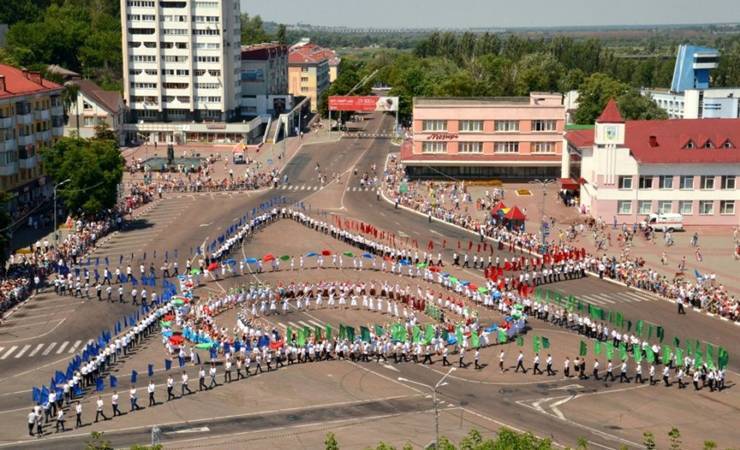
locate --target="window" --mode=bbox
[638,176,653,189]
[458,142,483,153]
[422,120,447,132]
[678,200,693,215]
[195,83,220,89]
[300,77,309,82]
[494,120,518,132]
[422,141,446,153]
[127,1,155,6]
[195,56,219,63]
[130,55,156,63]
[459,120,483,132]
[618,176,633,190]
[700,176,714,190]
[638,201,652,215]
[684,140,695,149]
[163,55,188,63]
[162,29,188,35]
[128,28,155,35]
[163,82,188,89]
[192,29,220,35]
[657,200,672,214]
[531,120,556,132]
[723,140,734,149]
[531,142,555,153]
[83,117,97,127]
[704,140,714,149]
[721,176,735,190]
[699,200,714,215]
[131,82,157,89]
[679,175,693,190]
[494,142,519,153]
[617,200,632,215]
[658,176,673,189]
[720,200,735,215]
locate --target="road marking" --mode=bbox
[166,426,210,435]
[382,364,399,372]
[298,320,310,327]
[288,321,299,328]
[430,230,443,235]
[42,343,57,356]
[550,384,584,391]
[1,346,18,360]
[28,343,45,357]
[590,293,615,304]
[580,295,605,306]
[549,395,574,420]
[68,340,83,353]
[308,320,323,327]
[13,344,32,359]
[55,341,69,354]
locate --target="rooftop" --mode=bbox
[241,43,288,60]
[566,118,740,164]
[289,43,333,65]
[0,64,62,99]
[596,98,624,123]
[414,92,562,107]
[70,79,122,114]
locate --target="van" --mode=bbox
[232,150,246,164]
[643,213,684,232]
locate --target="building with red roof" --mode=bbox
[565,99,740,226]
[0,64,64,203]
[288,41,336,112]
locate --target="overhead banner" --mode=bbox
[329,96,399,112]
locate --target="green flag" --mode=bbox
[343,251,354,257]
[360,326,371,343]
[685,339,693,357]
[325,324,332,340]
[297,328,306,346]
[675,347,683,365]
[579,340,587,357]
[304,326,311,341]
[286,326,293,343]
[425,324,435,345]
[656,326,664,343]
[619,343,628,361]
[718,347,729,370]
[346,326,355,342]
[412,325,421,344]
[471,331,480,348]
[673,336,680,347]
[375,325,384,337]
[542,337,550,349]
[645,346,655,364]
[339,324,346,341]
[661,345,672,365]
[647,324,654,339]
[635,320,644,336]
[695,350,703,368]
[633,344,643,363]
[606,342,614,360]
[517,336,524,347]
[498,329,508,344]
[706,343,716,368]
[315,325,322,341]
[615,312,624,328]
[594,341,602,355]
[533,336,541,354]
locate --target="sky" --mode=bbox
[240,0,740,29]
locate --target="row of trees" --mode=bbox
[241,13,287,46]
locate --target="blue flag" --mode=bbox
[110,375,118,388]
[130,370,138,384]
[74,384,83,396]
[165,359,172,371]
[148,364,154,377]
[32,387,40,403]
[96,378,104,392]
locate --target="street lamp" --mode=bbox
[529,179,555,251]
[398,367,456,449]
[53,178,71,243]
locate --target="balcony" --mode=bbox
[34,110,51,121]
[0,117,12,128]
[0,139,16,152]
[0,161,19,176]
[36,130,52,142]
[51,105,64,116]
[17,113,33,125]
[18,134,34,146]
[19,155,37,169]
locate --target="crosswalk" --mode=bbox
[0,339,83,361]
[273,185,376,193]
[271,318,328,330]
[575,290,657,306]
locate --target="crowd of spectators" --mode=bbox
[383,157,738,322]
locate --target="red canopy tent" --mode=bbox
[504,206,526,221]
[560,178,580,191]
[490,201,507,214]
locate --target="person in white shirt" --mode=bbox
[95,396,107,422]
[148,380,156,406]
[75,402,83,428]
[27,410,36,436]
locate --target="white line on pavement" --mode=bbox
[55,341,68,354]
[42,342,57,356]
[1,346,18,360]
[28,343,45,357]
[68,340,83,353]
[13,344,32,358]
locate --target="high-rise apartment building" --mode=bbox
[120,0,242,130]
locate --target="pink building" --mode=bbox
[402,93,567,179]
[566,100,740,226]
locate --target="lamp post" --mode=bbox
[53,178,71,243]
[398,367,455,449]
[529,179,555,252]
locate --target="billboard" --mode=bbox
[329,96,399,112]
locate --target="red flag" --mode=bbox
[468,241,473,251]
[477,244,481,253]
[427,240,434,251]
[457,240,461,249]
[443,240,447,248]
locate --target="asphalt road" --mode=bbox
[2,111,738,449]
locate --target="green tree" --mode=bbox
[85,431,113,450]
[642,431,656,450]
[574,73,628,124]
[513,52,564,96]
[702,440,717,450]
[41,137,124,216]
[325,432,339,450]
[93,123,117,142]
[276,24,288,45]
[615,90,667,121]
[62,82,81,136]
[241,13,271,45]
[667,427,681,450]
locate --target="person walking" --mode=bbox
[95,396,108,422]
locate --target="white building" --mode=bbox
[120,0,243,143]
[642,87,740,119]
[566,99,740,226]
[240,43,291,117]
[64,79,125,146]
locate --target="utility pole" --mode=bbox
[529,179,555,252]
[398,367,455,449]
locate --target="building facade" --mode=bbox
[0,65,64,207]
[120,0,242,133]
[670,45,719,93]
[288,43,331,113]
[240,43,291,117]
[566,100,740,226]
[64,80,125,146]
[402,93,567,179]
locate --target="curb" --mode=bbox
[379,156,738,325]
